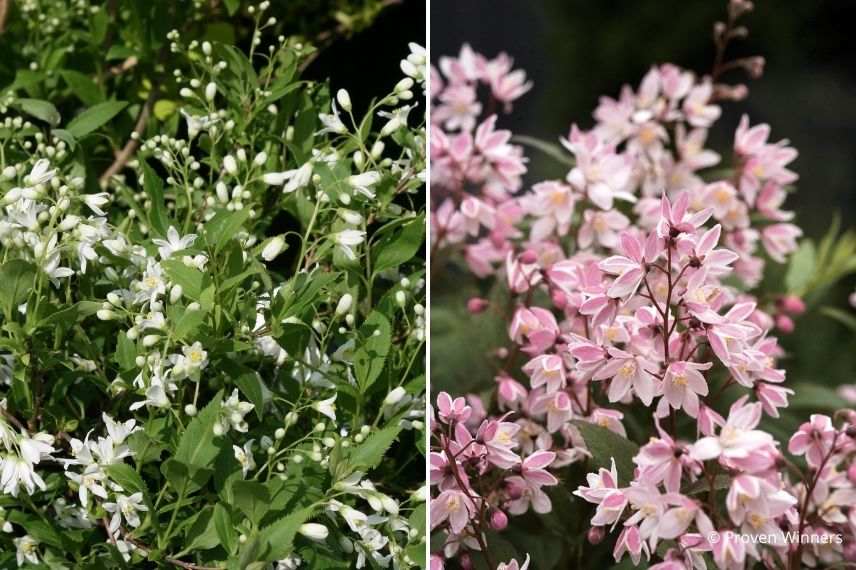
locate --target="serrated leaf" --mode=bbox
[66,100,128,138]
[260,507,315,561]
[232,480,271,525]
[349,423,402,471]
[185,506,219,551]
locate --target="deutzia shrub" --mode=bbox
[429,2,856,569]
[0,2,426,568]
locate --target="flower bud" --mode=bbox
[97,309,116,321]
[205,82,217,102]
[336,89,352,112]
[298,523,328,541]
[261,235,286,261]
[775,314,794,334]
[169,284,183,304]
[780,295,806,315]
[383,387,407,407]
[490,509,508,531]
[395,290,406,307]
[223,155,238,175]
[142,334,161,347]
[184,404,197,416]
[587,526,605,545]
[336,293,353,316]
[466,297,489,314]
[275,427,286,440]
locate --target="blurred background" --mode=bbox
[430,3,856,567]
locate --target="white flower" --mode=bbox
[298,523,329,541]
[102,414,139,445]
[14,535,39,567]
[0,455,46,496]
[172,341,209,380]
[378,106,413,137]
[104,492,148,532]
[346,171,381,199]
[66,465,108,506]
[129,382,170,411]
[82,192,110,216]
[218,389,254,434]
[261,236,286,261]
[152,226,196,259]
[318,101,348,135]
[313,394,337,422]
[334,230,366,261]
[233,440,256,478]
[136,260,167,304]
[263,162,313,194]
[25,159,56,186]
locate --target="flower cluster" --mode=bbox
[0,2,426,568]
[429,3,854,569]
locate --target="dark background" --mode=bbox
[306,0,426,116]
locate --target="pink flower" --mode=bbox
[431,489,476,534]
[761,223,802,263]
[578,209,630,249]
[531,391,573,433]
[634,426,695,493]
[592,348,657,406]
[496,554,531,570]
[522,354,566,393]
[656,192,712,241]
[691,398,775,469]
[711,530,747,570]
[496,375,528,410]
[661,361,712,418]
[598,231,662,299]
[788,414,837,468]
[436,392,472,424]
[755,382,793,418]
[505,452,558,515]
[479,420,522,469]
[613,525,650,566]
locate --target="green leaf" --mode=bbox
[232,480,271,525]
[260,507,315,561]
[788,382,843,412]
[154,99,177,121]
[354,311,391,393]
[184,506,220,551]
[785,240,816,294]
[513,134,576,167]
[162,259,205,300]
[0,259,36,317]
[372,213,425,276]
[223,0,241,15]
[821,306,856,331]
[214,503,238,554]
[175,391,224,468]
[573,420,639,485]
[59,70,103,106]
[204,208,250,254]
[17,98,61,126]
[36,300,99,329]
[233,368,265,419]
[161,458,214,494]
[349,422,402,471]
[104,463,148,496]
[140,159,170,237]
[66,100,128,138]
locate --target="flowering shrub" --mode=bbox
[0,1,426,568]
[429,2,856,569]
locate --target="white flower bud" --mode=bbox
[142,334,161,347]
[126,327,139,340]
[384,387,407,407]
[275,427,285,440]
[170,284,183,304]
[205,82,217,102]
[299,523,329,541]
[184,404,197,416]
[335,293,353,316]
[261,236,286,261]
[254,151,267,166]
[336,89,352,112]
[223,155,238,175]
[97,309,116,321]
[395,290,406,307]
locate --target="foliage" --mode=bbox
[0,1,426,568]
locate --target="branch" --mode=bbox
[98,90,156,188]
[0,0,9,35]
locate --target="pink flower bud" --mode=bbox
[466,297,489,314]
[844,541,856,562]
[429,556,445,570]
[551,289,567,310]
[780,295,806,315]
[519,249,538,265]
[587,526,605,545]
[459,553,473,570]
[775,314,794,334]
[490,509,509,531]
